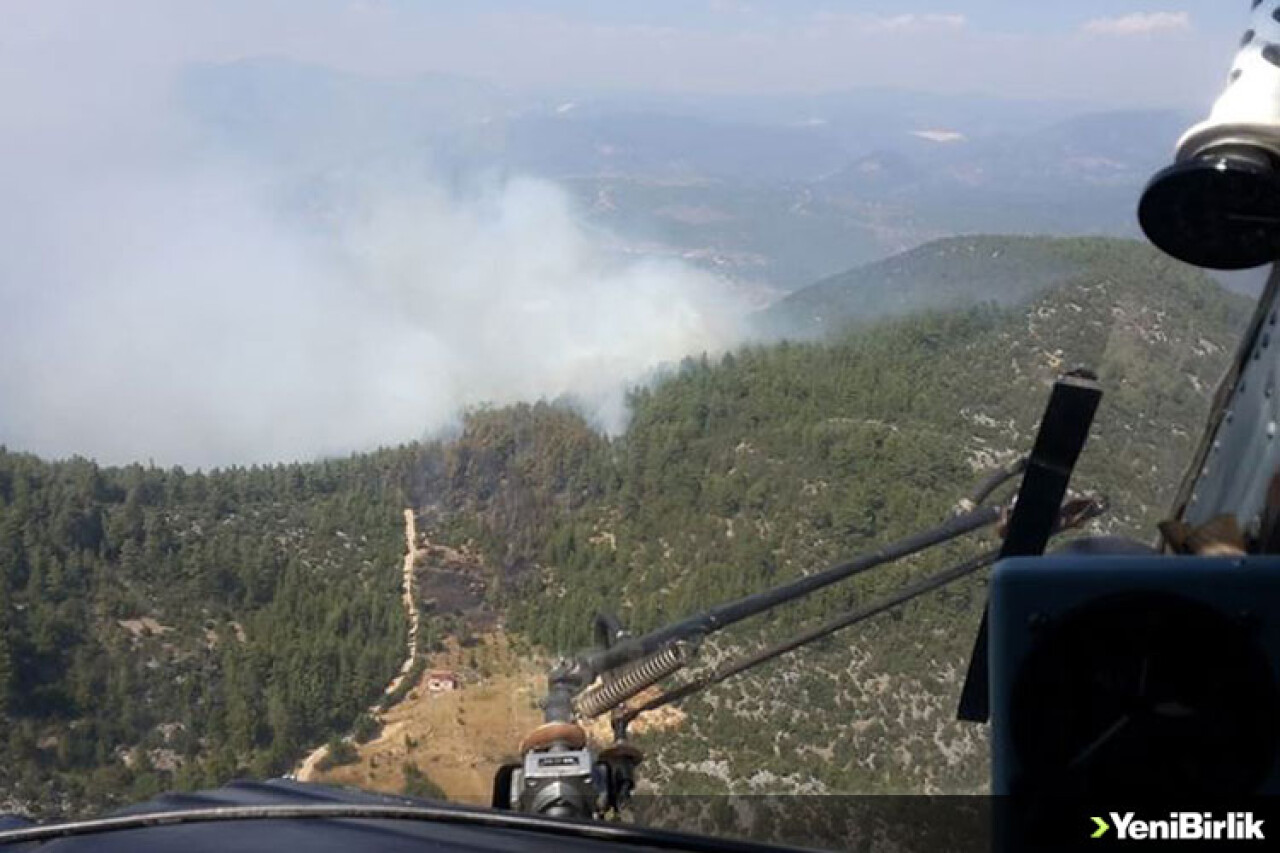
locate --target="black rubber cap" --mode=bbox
[1139,151,1280,270]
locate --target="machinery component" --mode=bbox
[990,556,1280,799]
[496,732,646,820]
[1160,514,1248,555]
[580,501,1004,682]
[1141,6,1280,545]
[953,455,1026,515]
[1171,266,1280,537]
[594,612,628,649]
[618,494,1105,731]
[516,437,1098,819]
[519,722,588,754]
[618,549,1000,732]
[597,744,644,814]
[957,372,1103,722]
[541,657,596,726]
[502,721,603,818]
[511,747,604,818]
[573,642,694,719]
[529,461,1011,731]
[1139,2,1280,269]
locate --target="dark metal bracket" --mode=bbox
[956,371,1103,723]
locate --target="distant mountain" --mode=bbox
[555,87,1095,156]
[177,59,1182,194]
[820,148,923,191]
[756,235,1087,338]
[504,112,849,183]
[178,58,510,172]
[818,109,1190,190]
[173,60,1192,292]
[809,109,1192,244]
[547,109,1193,288]
[754,233,1258,343]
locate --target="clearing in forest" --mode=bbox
[307,632,546,804]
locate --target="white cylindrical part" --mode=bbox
[1178,0,1280,160]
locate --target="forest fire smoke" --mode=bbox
[0,82,746,468]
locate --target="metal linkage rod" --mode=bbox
[617,549,999,728]
[617,494,1104,728]
[956,455,1027,514]
[584,503,1004,677]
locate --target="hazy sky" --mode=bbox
[0,2,1258,467]
[1,0,762,468]
[2,1,1249,107]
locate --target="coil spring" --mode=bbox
[573,642,693,719]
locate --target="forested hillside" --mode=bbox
[0,453,422,814]
[759,235,1133,339]
[0,236,1253,814]
[404,237,1252,793]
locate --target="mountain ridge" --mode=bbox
[0,235,1253,815]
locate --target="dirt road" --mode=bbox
[295,517,684,798]
[384,509,422,697]
[295,508,421,781]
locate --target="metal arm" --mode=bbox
[507,462,1023,819]
[578,501,1005,686]
[614,494,1105,733]
[508,396,1097,818]
[526,501,1009,737]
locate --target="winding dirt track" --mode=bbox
[384,510,422,697]
[294,509,420,781]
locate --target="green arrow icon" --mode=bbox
[1091,817,1110,839]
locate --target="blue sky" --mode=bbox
[0,1,1256,112]
[318,0,1244,107]
[0,0,1259,464]
[417,0,1234,36]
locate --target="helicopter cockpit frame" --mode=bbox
[7,2,1280,852]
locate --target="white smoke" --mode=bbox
[0,57,746,468]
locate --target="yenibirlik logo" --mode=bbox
[1091,813,1265,841]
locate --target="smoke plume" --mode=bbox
[0,44,746,468]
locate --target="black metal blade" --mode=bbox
[957,372,1103,722]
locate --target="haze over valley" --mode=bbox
[0,5,1253,467]
[0,0,1264,830]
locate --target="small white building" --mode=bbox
[426,670,460,692]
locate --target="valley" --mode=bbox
[0,236,1253,816]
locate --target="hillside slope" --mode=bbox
[756,235,1137,339]
[0,236,1253,815]
[0,454,418,815]
[444,237,1251,794]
